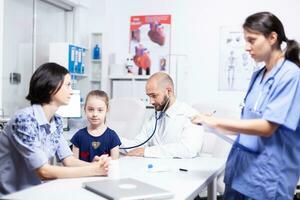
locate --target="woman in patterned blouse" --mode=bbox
[0,62,110,195]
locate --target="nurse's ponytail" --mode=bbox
[284,38,300,67]
[243,12,300,68]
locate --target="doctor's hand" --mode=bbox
[126,147,145,157]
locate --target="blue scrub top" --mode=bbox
[224,59,300,199]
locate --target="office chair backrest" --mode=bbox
[192,101,239,157]
[107,98,147,139]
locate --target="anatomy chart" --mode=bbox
[129,15,171,75]
[219,26,262,91]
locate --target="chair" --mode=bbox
[192,101,239,157]
[106,97,147,139]
[192,100,240,196]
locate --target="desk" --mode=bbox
[3,156,226,200]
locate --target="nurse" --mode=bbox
[192,12,300,199]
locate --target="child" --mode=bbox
[71,90,121,162]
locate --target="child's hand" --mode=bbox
[95,155,111,176]
[92,156,101,162]
[92,154,108,162]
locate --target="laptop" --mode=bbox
[83,178,174,200]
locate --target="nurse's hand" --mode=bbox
[191,114,217,128]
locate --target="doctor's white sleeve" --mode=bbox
[144,121,204,158]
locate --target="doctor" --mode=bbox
[192,12,300,199]
[121,72,203,158]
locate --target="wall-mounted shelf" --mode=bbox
[109,74,149,80]
[71,73,88,77]
[109,74,150,106]
[91,59,102,63]
[90,79,101,82]
[90,33,103,90]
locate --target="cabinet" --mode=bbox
[89,33,102,90]
[49,43,87,76]
[49,42,88,105]
[109,75,151,107]
[49,35,103,102]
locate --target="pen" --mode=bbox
[209,110,216,116]
[197,110,216,126]
[179,168,188,172]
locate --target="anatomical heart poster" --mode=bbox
[129,15,171,75]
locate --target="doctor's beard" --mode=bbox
[153,95,169,111]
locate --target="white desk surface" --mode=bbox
[3,156,226,200]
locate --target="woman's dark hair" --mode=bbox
[243,12,300,67]
[26,62,69,105]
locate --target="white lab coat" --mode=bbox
[121,100,204,158]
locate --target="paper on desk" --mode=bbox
[203,124,235,144]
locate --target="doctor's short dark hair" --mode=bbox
[26,62,69,105]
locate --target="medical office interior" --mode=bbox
[0,0,300,199]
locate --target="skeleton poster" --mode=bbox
[219,26,261,91]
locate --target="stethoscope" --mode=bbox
[241,59,286,115]
[120,98,170,150]
[236,59,286,152]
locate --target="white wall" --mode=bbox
[72,0,106,99]
[0,0,3,108]
[85,0,107,93]
[1,0,299,114]
[102,0,300,111]
[2,0,35,116]
[0,0,103,113]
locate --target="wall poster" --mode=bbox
[129,15,171,75]
[219,26,262,91]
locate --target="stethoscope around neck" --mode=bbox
[241,59,286,113]
[120,98,170,150]
[236,59,286,151]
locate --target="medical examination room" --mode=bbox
[0,0,300,199]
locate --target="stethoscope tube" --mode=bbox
[120,98,170,150]
[242,59,286,112]
[237,59,286,149]
[119,111,163,150]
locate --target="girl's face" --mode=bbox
[85,96,108,127]
[244,29,274,63]
[51,74,72,106]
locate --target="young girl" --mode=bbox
[71,90,121,162]
[0,63,109,195]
